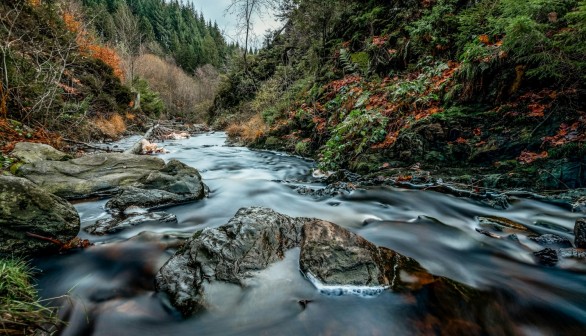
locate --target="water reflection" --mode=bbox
[34,133,586,335]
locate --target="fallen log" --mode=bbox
[125,124,158,155]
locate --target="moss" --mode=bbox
[9,162,24,175]
[350,52,369,73]
[295,141,309,156]
[0,258,60,335]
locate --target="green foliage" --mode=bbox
[407,0,459,57]
[134,77,164,117]
[82,0,229,71]
[295,141,310,156]
[320,109,388,170]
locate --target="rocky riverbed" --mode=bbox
[2,132,586,335]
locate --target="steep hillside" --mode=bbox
[0,0,228,161]
[210,0,586,191]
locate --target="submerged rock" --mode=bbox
[575,218,586,248]
[528,234,573,249]
[11,142,71,163]
[155,207,312,315]
[84,211,177,235]
[0,176,79,256]
[534,248,559,266]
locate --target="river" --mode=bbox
[33,132,586,335]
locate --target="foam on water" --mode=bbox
[303,271,389,297]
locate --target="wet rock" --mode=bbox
[84,212,177,235]
[528,234,573,248]
[18,152,165,198]
[105,187,192,212]
[478,216,532,233]
[105,160,206,212]
[575,218,586,248]
[127,231,191,250]
[137,159,205,197]
[558,248,586,259]
[294,182,357,198]
[533,248,559,266]
[300,220,435,291]
[155,207,314,315]
[0,176,79,256]
[324,169,362,184]
[11,142,71,163]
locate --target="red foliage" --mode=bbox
[372,36,389,47]
[517,150,548,164]
[543,117,586,146]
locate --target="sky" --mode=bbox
[186,0,281,47]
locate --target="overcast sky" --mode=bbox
[186,0,281,47]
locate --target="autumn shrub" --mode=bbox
[93,114,126,139]
[225,115,268,144]
[135,54,219,121]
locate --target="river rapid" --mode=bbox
[33,132,586,335]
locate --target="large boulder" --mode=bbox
[299,220,432,292]
[11,142,70,163]
[0,176,79,256]
[17,152,165,199]
[155,207,313,315]
[105,160,206,212]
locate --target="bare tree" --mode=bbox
[227,0,280,69]
[114,4,144,87]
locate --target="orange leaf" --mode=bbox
[478,34,490,44]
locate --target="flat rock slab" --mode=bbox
[18,152,166,199]
[0,176,80,256]
[84,211,177,235]
[11,142,71,163]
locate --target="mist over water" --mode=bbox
[34,133,586,335]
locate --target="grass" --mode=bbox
[0,258,60,336]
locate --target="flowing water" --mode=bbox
[33,133,586,335]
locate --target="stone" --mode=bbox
[105,159,206,212]
[84,211,177,235]
[528,234,573,248]
[138,159,205,197]
[0,176,79,256]
[575,218,586,248]
[11,142,70,163]
[558,248,586,259]
[155,207,313,315]
[299,220,434,292]
[105,187,190,212]
[156,207,448,316]
[533,248,559,266]
[17,152,166,199]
